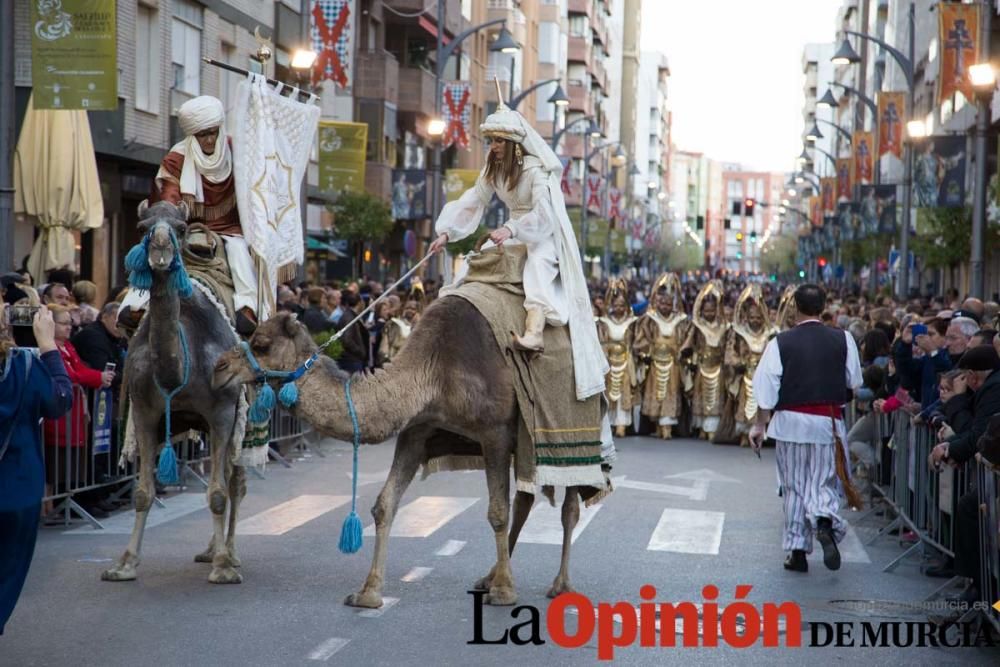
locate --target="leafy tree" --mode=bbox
[312,330,343,360]
[329,191,395,275]
[911,207,971,270]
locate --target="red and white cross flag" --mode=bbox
[311,0,354,89]
[441,82,471,150]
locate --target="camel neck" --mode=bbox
[147,277,185,389]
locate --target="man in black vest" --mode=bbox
[750,284,863,573]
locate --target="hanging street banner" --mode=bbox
[318,120,367,194]
[938,2,979,105]
[442,82,472,150]
[443,168,479,203]
[809,195,822,227]
[607,187,624,224]
[311,0,355,89]
[586,175,603,213]
[560,157,572,196]
[836,158,853,200]
[859,185,898,235]
[877,92,905,158]
[852,131,875,185]
[31,0,117,110]
[914,135,967,208]
[837,202,857,242]
[820,177,836,214]
[391,169,429,220]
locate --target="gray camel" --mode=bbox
[102,201,247,584]
[213,301,587,608]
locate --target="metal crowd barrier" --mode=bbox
[41,386,315,527]
[978,458,1000,636]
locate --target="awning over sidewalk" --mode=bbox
[14,94,104,281]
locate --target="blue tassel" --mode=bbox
[338,511,363,554]
[168,261,193,298]
[124,240,152,291]
[156,444,179,485]
[278,381,299,409]
[249,384,275,423]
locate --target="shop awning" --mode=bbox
[307,236,349,258]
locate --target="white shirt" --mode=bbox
[752,321,863,444]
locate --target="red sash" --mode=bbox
[782,404,844,419]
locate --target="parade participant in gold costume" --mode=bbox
[633,273,689,439]
[776,285,798,332]
[378,299,421,365]
[725,284,776,446]
[597,279,638,438]
[680,280,728,440]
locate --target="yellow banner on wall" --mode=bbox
[852,131,874,186]
[877,92,905,158]
[939,2,979,105]
[444,169,479,203]
[318,121,368,194]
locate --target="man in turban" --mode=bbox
[120,96,260,335]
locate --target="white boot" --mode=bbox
[512,306,546,352]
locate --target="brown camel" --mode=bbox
[102,201,246,585]
[213,299,586,607]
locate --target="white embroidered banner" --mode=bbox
[231,74,320,292]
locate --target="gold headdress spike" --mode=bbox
[605,278,628,307]
[494,76,508,111]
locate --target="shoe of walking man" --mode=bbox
[749,284,864,572]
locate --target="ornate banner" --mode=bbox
[441,82,472,150]
[560,157,572,196]
[607,187,623,224]
[836,158,853,200]
[821,177,836,214]
[939,2,979,105]
[914,135,967,208]
[877,92,905,158]
[391,169,429,220]
[444,168,479,203]
[852,131,875,185]
[31,0,117,110]
[586,175,602,212]
[318,120,367,194]
[860,185,897,235]
[311,0,355,89]
[810,195,822,227]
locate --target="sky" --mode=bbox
[641,0,845,172]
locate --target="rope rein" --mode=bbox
[153,323,191,484]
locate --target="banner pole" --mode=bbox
[201,58,322,102]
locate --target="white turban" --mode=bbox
[178,96,226,136]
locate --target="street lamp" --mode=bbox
[969,61,996,298]
[831,38,861,66]
[817,89,839,109]
[509,77,564,110]
[547,84,570,106]
[816,118,852,143]
[290,48,318,70]
[492,27,520,53]
[906,119,927,139]
[589,119,603,139]
[806,123,823,142]
[427,118,446,136]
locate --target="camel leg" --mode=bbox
[224,465,247,568]
[473,490,533,591]
[102,416,158,582]
[547,488,580,598]
[344,426,427,609]
[206,418,241,584]
[482,439,517,606]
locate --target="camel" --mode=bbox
[102,201,247,585]
[213,299,589,607]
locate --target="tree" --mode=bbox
[329,191,395,276]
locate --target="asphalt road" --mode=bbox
[3,434,999,666]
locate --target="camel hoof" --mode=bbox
[194,550,214,563]
[101,564,137,582]
[546,578,575,599]
[208,567,243,584]
[229,553,242,568]
[344,591,383,608]
[486,586,517,606]
[472,574,492,591]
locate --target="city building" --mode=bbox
[719,167,786,274]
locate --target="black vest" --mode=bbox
[774,322,850,409]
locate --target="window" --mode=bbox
[172,0,203,95]
[569,14,589,38]
[538,22,559,64]
[135,5,160,112]
[536,81,558,123]
[219,43,240,115]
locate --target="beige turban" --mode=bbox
[178,96,226,136]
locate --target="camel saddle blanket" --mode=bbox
[182,224,237,324]
[426,244,608,503]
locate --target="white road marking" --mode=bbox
[664,468,741,484]
[435,539,466,556]
[401,566,433,582]
[612,475,708,501]
[363,496,479,538]
[517,502,603,545]
[806,523,871,565]
[357,597,399,618]
[238,495,351,536]
[647,509,726,555]
[346,469,390,487]
[64,493,207,534]
[307,637,350,661]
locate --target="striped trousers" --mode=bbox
[775,440,847,552]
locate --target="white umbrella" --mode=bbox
[13,93,104,282]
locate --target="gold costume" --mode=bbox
[634,273,689,439]
[776,284,798,332]
[724,285,776,443]
[597,280,637,434]
[680,280,728,438]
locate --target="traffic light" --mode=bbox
[818,256,828,267]
[798,269,806,278]
[744,198,756,216]
[736,251,743,260]
[750,231,757,244]
[735,232,744,241]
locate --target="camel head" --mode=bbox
[213,312,317,390]
[136,200,189,272]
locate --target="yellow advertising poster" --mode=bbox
[444,169,479,203]
[318,121,368,194]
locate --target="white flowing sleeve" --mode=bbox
[752,338,782,411]
[434,171,494,243]
[502,168,555,246]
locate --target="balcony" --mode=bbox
[385,0,466,40]
[365,161,393,203]
[398,66,436,116]
[568,35,591,64]
[591,59,608,92]
[592,12,608,48]
[567,81,592,114]
[354,51,399,103]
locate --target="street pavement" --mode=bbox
[3,434,999,666]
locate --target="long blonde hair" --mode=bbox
[484,139,523,192]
